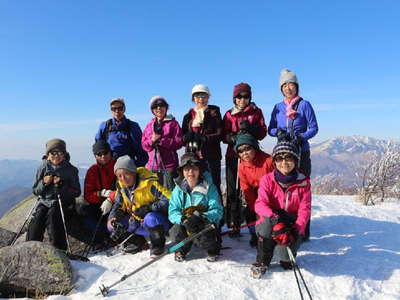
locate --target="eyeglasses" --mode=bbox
[193,93,208,99]
[236,94,250,100]
[237,145,253,154]
[111,106,124,112]
[50,150,64,156]
[274,155,295,162]
[96,151,110,156]
[151,103,167,110]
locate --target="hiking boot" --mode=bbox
[150,246,165,257]
[280,260,293,270]
[249,233,258,248]
[174,252,186,262]
[206,253,219,262]
[122,234,149,254]
[250,262,268,279]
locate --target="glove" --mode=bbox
[271,222,295,246]
[277,129,290,142]
[134,204,152,219]
[100,198,113,215]
[239,120,251,132]
[226,133,238,145]
[183,132,194,144]
[100,189,113,198]
[276,209,297,226]
[183,214,207,233]
[295,134,303,145]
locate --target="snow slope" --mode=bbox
[45,195,400,300]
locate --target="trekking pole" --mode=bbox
[81,214,104,258]
[10,199,39,246]
[221,221,256,236]
[57,192,90,262]
[97,224,216,297]
[287,246,313,300]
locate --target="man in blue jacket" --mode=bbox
[95,98,148,167]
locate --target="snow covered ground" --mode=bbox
[45,195,400,300]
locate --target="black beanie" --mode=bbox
[92,140,111,155]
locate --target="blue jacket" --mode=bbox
[95,116,148,167]
[168,172,223,225]
[268,98,318,152]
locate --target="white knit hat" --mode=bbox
[149,96,168,110]
[279,69,298,89]
[191,84,211,96]
[110,97,125,106]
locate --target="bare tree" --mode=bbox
[356,142,400,205]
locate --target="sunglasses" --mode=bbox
[274,155,295,162]
[151,103,167,110]
[237,145,253,154]
[111,106,124,112]
[50,150,64,156]
[96,151,110,156]
[236,94,250,100]
[193,93,208,99]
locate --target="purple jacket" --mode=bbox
[268,98,318,152]
[142,115,183,171]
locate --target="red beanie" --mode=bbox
[233,82,252,101]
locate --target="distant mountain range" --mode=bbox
[0,186,32,218]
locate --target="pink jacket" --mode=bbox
[223,103,267,158]
[142,115,183,171]
[255,171,311,235]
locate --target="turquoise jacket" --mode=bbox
[168,172,223,225]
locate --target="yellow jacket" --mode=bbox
[109,167,171,221]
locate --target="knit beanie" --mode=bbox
[92,140,111,155]
[114,155,137,174]
[234,133,259,153]
[45,138,66,154]
[272,141,300,161]
[149,96,169,110]
[233,82,252,103]
[279,69,298,89]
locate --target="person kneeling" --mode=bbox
[251,141,311,278]
[168,153,223,262]
[107,155,171,257]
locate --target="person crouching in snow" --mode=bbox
[251,141,311,278]
[26,138,81,251]
[82,140,116,250]
[235,133,274,247]
[168,153,223,262]
[107,155,171,257]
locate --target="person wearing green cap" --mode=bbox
[235,134,274,245]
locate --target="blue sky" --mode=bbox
[1,1,399,163]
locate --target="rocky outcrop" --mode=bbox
[0,241,73,297]
[0,228,16,248]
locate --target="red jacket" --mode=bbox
[238,150,274,212]
[255,171,311,235]
[223,103,267,158]
[84,159,116,204]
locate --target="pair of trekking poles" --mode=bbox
[10,188,89,261]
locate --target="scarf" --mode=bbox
[192,106,207,127]
[274,168,298,186]
[283,96,301,120]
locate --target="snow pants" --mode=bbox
[255,216,303,265]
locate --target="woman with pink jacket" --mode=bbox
[250,140,311,278]
[142,96,183,190]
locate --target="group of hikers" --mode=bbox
[25,68,318,278]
